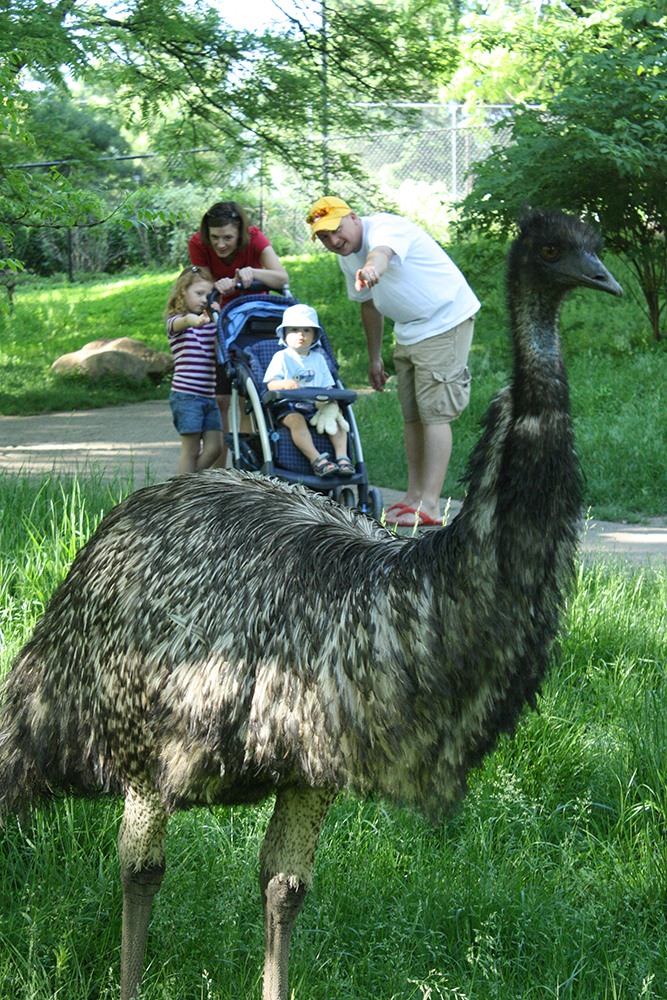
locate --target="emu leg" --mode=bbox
[259,785,335,1000]
[117,786,169,1000]
[120,862,165,999]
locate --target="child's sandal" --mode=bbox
[336,456,355,477]
[312,453,338,478]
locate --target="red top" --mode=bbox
[188,226,272,301]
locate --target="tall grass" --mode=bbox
[0,475,665,998]
[0,246,664,520]
[352,346,667,521]
[0,473,133,659]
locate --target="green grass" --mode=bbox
[0,272,174,414]
[353,350,667,522]
[0,475,665,998]
[0,245,664,520]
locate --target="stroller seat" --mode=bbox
[242,339,357,477]
[242,338,357,406]
[217,291,383,519]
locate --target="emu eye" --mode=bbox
[540,244,560,262]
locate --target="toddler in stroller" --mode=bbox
[217,289,383,518]
[264,304,354,479]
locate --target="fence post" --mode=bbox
[449,101,458,200]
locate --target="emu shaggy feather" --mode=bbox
[0,210,622,999]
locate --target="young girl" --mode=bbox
[264,303,354,478]
[165,266,224,475]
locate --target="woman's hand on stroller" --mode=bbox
[235,267,255,288]
[214,276,236,297]
[310,401,349,436]
[213,270,270,300]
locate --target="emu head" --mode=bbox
[509,209,624,300]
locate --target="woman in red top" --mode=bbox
[189,200,288,302]
[188,200,289,465]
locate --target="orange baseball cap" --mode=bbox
[306,196,353,240]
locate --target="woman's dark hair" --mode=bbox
[199,200,250,251]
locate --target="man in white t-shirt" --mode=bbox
[307,196,480,527]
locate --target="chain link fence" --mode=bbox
[275,103,513,248]
[4,103,514,273]
[340,103,511,199]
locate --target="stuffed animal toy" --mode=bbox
[310,401,350,436]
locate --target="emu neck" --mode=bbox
[509,277,569,417]
[450,270,581,595]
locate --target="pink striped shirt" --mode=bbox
[166,315,218,397]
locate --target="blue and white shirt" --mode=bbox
[263,346,334,388]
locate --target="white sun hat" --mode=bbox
[276,303,323,344]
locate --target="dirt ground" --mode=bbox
[0,399,665,564]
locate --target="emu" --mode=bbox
[0,210,622,999]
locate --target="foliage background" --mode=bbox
[0,5,666,995]
[2,1,665,340]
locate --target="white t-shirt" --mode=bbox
[337,213,480,345]
[263,345,334,388]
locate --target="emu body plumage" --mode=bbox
[0,210,622,999]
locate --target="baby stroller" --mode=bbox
[216,287,383,519]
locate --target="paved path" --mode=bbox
[1,400,665,564]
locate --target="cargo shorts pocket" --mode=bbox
[429,365,472,422]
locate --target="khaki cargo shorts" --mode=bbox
[393,317,475,425]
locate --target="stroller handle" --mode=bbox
[234,280,292,297]
[234,279,269,293]
[210,280,290,319]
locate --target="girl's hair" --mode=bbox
[199,200,250,251]
[164,266,213,318]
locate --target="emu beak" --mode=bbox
[581,254,623,297]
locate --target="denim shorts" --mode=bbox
[169,391,223,435]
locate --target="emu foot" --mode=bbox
[261,873,307,1000]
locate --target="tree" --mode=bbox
[95,0,460,185]
[0,2,134,270]
[456,4,667,341]
[1,0,461,271]
[445,1,661,111]
[445,0,604,107]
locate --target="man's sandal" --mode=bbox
[312,453,338,478]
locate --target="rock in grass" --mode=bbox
[51,337,173,383]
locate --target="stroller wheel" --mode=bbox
[226,432,262,472]
[337,487,357,509]
[368,487,384,521]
